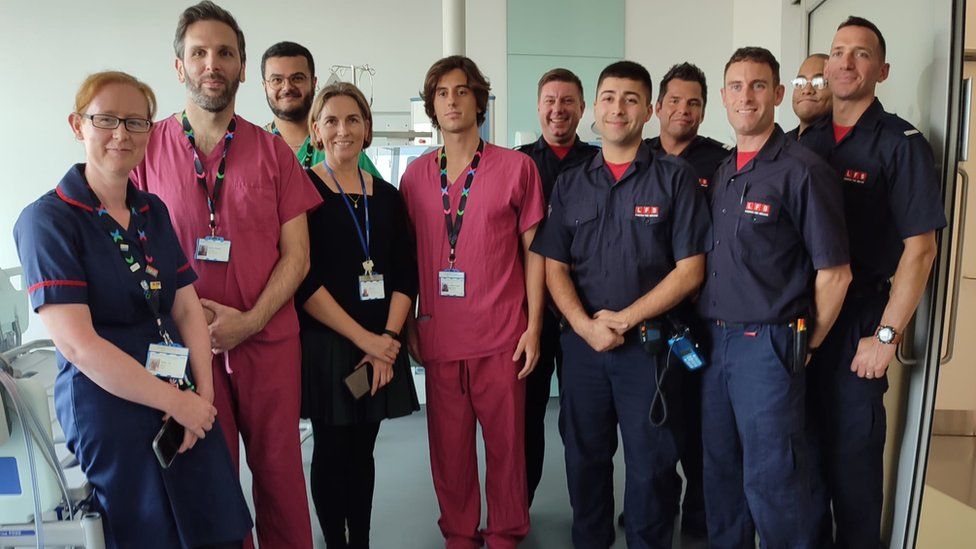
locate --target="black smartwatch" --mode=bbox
[383,329,400,340]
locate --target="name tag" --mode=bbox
[195,236,231,262]
[359,273,385,301]
[146,343,189,380]
[439,270,465,297]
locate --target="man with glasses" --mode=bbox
[260,41,381,176]
[132,3,321,547]
[787,54,831,140]
[799,17,947,547]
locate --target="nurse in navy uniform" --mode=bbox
[13,71,252,549]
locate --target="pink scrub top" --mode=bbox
[132,114,322,343]
[400,142,544,363]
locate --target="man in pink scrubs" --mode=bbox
[400,55,545,549]
[131,3,319,548]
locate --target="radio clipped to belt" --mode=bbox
[788,316,810,376]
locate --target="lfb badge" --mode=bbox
[744,201,771,217]
[843,168,868,184]
[634,205,660,218]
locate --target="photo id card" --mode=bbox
[195,236,231,263]
[438,270,466,297]
[359,273,385,301]
[146,343,189,380]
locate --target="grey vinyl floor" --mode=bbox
[239,399,707,548]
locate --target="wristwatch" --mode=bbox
[876,325,901,345]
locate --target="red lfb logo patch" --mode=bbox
[634,205,660,218]
[698,178,709,188]
[744,201,771,216]
[843,168,868,184]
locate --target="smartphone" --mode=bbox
[152,417,185,469]
[344,362,373,400]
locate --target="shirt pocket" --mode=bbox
[230,177,279,233]
[564,202,600,262]
[736,197,781,258]
[630,204,670,266]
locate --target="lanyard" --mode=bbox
[181,111,237,236]
[439,139,484,268]
[325,165,373,274]
[270,121,314,169]
[88,189,172,344]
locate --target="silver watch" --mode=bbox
[877,325,897,345]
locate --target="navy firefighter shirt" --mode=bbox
[646,134,731,193]
[515,134,600,203]
[530,141,712,314]
[799,98,947,286]
[697,125,850,324]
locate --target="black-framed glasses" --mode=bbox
[77,113,153,133]
[791,76,827,90]
[265,73,310,90]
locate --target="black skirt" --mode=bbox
[300,328,419,425]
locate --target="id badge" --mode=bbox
[146,343,189,380]
[438,270,465,297]
[195,236,231,262]
[359,273,385,301]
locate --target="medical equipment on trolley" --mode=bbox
[0,266,106,548]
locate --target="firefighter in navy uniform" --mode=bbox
[698,47,852,549]
[514,68,599,507]
[641,61,731,538]
[532,61,711,549]
[799,17,946,548]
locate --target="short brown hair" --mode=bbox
[724,46,780,86]
[174,1,246,65]
[537,68,584,102]
[308,82,374,150]
[420,56,491,129]
[74,71,157,120]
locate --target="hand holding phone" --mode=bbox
[153,417,186,469]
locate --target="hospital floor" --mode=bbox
[238,399,708,548]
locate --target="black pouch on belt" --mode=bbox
[640,319,665,355]
[788,316,809,375]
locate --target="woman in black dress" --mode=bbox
[296,82,419,548]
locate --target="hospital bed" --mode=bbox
[0,266,105,549]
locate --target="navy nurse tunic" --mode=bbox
[13,164,252,548]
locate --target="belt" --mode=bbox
[847,279,891,300]
[712,319,792,329]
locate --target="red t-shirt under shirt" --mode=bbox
[833,123,854,143]
[606,161,632,182]
[549,143,571,160]
[736,151,759,171]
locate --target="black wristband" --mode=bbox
[383,329,400,340]
[807,346,820,355]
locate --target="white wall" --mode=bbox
[0,0,444,340]
[0,0,814,341]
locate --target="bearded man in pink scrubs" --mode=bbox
[400,55,545,549]
[131,3,320,548]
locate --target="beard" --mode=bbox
[186,71,241,113]
[267,91,313,123]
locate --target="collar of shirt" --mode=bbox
[646,135,709,159]
[586,139,654,183]
[809,97,885,138]
[719,124,788,175]
[56,163,150,214]
[531,134,590,158]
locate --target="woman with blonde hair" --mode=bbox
[297,82,419,548]
[13,71,251,548]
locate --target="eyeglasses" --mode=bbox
[77,113,153,133]
[791,76,827,90]
[265,73,310,90]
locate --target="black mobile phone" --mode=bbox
[344,362,374,400]
[152,417,185,469]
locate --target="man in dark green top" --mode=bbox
[261,41,381,176]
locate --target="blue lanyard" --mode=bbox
[325,165,372,272]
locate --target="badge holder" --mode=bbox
[195,235,231,262]
[439,268,465,297]
[359,259,385,301]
